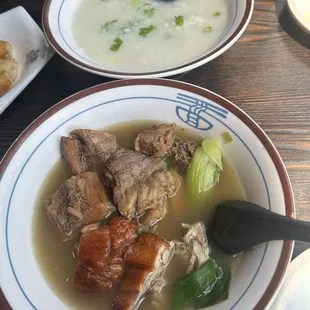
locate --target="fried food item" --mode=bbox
[0,41,13,59]
[0,71,13,96]
[0,41,19,96]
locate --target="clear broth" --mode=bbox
[32,121,246,310]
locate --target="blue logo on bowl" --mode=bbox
[176,93,228,130]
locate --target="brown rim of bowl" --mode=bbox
[42,0,253,77]
[0,79,294,310]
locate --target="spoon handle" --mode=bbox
[265,213,310,243]
[211,201,310,254]
[230,201,310,243]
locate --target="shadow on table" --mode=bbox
[276,0,310,50]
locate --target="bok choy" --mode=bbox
[186,138,222,198]
[172,258,231,309]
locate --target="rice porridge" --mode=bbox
[72,0,230,72]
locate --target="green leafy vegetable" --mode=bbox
[213,11,221,17]
[110,37,123,51]
[221,132,233,144]
[101,20,118,32]
[144,7,155,17]
[203,26,212,32]
[195,267,231,308]
[175,15,184,26]
[186,146,219,197]
[202,138,223,170]
[172,259,224,310]
[187,138,222,198]
[139,25,156,37]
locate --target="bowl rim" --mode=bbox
[0,78,294,310]
[41,0,254,78]
[287,0,310,34]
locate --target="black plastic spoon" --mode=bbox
[209,200,309,255]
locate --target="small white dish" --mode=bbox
[42,0,254,78]
[0,6,54,115]
[0,79,294,310]
[270,249,310,310]
[288,0,310,34]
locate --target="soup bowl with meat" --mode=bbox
[42,0,254,78]
[0,79,294,310]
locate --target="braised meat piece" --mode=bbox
[45,172,115,239]
[104,148,180,220]
[170,137,198,168]
[74,217,138,293]
[113,232,175,310]
[133,123,198,168]
[139,200,167,227]
[61,129,118,174]
[117,170,180,219]
[175,222,209,273]
[71,129,118,162]
[134,123,175,157]
[60,137,86,175]
[104,148,166,203]
[61,128,181,225]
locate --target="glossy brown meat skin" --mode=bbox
[125,233,170,270]
[109,217,139,282]
[74,225,112,293]
[113,233,172,310]
[74,217,138,293]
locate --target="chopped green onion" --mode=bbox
[203,26,213,32]
[221,132,233,144]
[131,0,140,5]
[175,15,184,26]
[213,11,221,17]
[110,37,123,51]
[202,138,223,170]
[101,20,118,32]
[139,25,156,37]
[144,7,155,17]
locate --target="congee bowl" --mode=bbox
[42,0,254,78]
[0,79,294,310]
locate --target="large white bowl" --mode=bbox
[42,0,254,78]
[0,79,294,310]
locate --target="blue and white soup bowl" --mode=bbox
[0,79,294,309]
